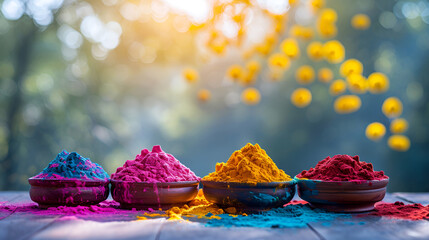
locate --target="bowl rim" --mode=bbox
[28,177,109,185]
[110,179,200,187]
[293,176,389,184]
[200,179,296,188]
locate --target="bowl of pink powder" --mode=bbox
[29,150,109,208]
[110,145,200,209]
[295,154,389,212]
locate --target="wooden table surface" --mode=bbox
[1,192,428,240]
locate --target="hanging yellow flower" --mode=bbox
[368,72,389,94]
[242,88,261,105]
[388,135,410,151]
[319,8,338,23]
[340,59,363,77]
[240,72,257,86]
[334,95,361,114]
[351,14,371,30]
[318,68,334,83]
[317,23,337,38]
[281,38,300,59]
[347,74,367,94]
[182,68,199,83]
[390,118,409,134]
[290,25,314,40]
[365,122,386,141]
[329,79,347,96]
[227,65,244,81]
[198,89,211,102]
[268,53,290,70]
[382,97,403,118]
[323,40,345,63]
[291,88,312,108]
[307,41,324,61]
[296,65,315,84]
[246,60,261,74]
[311,0,325,11]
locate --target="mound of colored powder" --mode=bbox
[111,145,200,182]
[368,201,429,220]
[33,150,109,180]
[297,154,388,181]
[202,143,292,183]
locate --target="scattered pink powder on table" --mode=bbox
[0,200,151,220]
[111,145,200,183]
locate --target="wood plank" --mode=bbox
[0,192,428,240]
[0,191,24,202]
[307,193,429,240]
[393,193,429,205]
[31,218,166,240]
[0,192,30,220]
[158,220,320,240]
[0,192,26,219]
[0,193,62,240]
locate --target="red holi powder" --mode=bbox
[297,155,388,181]
[368,201,429,220]
[111,145,200,183]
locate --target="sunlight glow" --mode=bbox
[162,0,211,24]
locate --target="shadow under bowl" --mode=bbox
[28,177,109,208]
[201,180,296,211]
[110,180,199,209]
[296,177,389,212]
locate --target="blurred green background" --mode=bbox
[0,0,428,191]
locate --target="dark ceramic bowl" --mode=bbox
[28,178,109,208]
[110,180,199,209]
[201,180,296,210]
[296,177,389,212]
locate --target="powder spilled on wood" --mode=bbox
[205,201,352,228]
[367,201,429,220]
[0,200,149,220]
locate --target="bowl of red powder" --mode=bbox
[295,154,389,212]
[29,150,110,208]
[110,145,200,209]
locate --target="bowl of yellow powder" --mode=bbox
[201,143,296,210]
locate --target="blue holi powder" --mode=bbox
[206,203,351,228]
[35,150,109,180]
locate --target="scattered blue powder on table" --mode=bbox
[33,150,109,180]
[206,203,351,228]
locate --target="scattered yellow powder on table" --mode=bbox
[138,189,227,221]
[202,143,292,183]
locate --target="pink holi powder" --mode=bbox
[0,200,149,217]
[111,145,200,183]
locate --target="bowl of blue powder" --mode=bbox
[28,150,110,208]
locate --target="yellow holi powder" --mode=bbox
[202,143,292,183]
[138,190,226,221]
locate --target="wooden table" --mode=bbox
[1,192,428,240]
